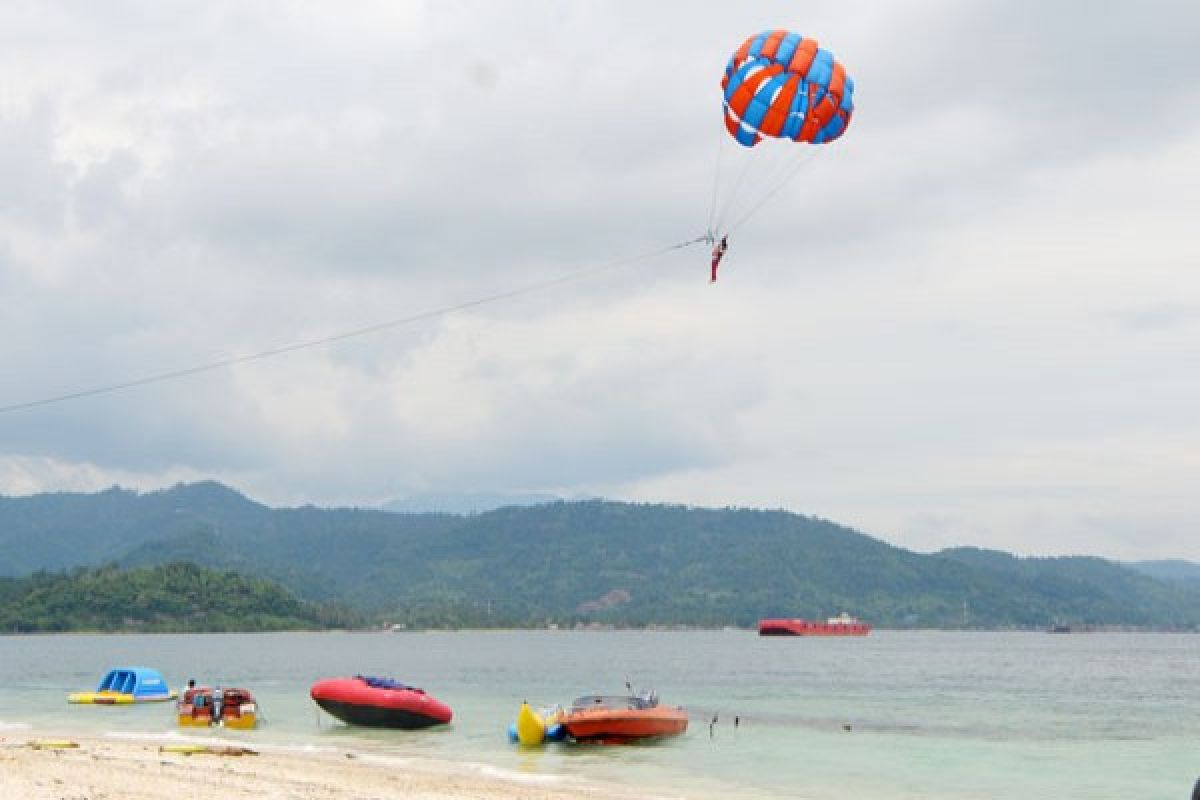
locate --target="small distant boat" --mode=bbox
[310,675,452,729]
[560,690,688,744]
[177,686,258,729]
[758,613,870,636]
[67,667,176,705]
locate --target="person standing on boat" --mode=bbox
[212,686,223,725]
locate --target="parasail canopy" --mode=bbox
[722,30,855,148]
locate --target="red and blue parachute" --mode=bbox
[721,30,854,147]
[705,31,854,280]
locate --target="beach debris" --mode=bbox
[212,745,257,756]
[27,740,80,750]
[158,744,258,756]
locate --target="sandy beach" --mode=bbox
[0,734,643,800]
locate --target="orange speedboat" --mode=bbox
[561,691,687,744]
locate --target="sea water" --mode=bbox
[0,630,1196,799]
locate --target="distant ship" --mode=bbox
[758,613,870,636]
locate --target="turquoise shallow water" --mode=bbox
[0,630,1197,799]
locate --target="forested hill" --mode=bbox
[1,482,1198,630]
[1128,559,1200,587]
[0,563,360,633]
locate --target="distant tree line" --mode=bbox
[0,562,362,633]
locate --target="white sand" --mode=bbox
[0,734,645,800]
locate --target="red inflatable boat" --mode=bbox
[310,676,453,729]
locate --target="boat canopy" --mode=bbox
[95,667,172,699]
[571,691,659,712]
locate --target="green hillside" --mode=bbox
[0,562,360,633]
[1,483,1198,630]
[0,482,272,575]
[1128,559,1200,588]
[937,548,1200,628]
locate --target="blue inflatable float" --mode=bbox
[68,667,176,704]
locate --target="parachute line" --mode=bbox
[725,147,824,234]
[711,140,813,236]
[705,126,726,237]
[711,150,756,235]
[0,237,709,416]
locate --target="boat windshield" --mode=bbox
[571,691,659,711]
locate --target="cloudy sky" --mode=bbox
[2,1,1198,560]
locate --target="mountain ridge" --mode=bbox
[1,482,1197,630]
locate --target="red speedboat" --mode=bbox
[758,613,870,636]
[310,676,452,729]
[561,691,688,744]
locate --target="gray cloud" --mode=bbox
[1,1,1199,561]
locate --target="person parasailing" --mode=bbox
[705,30,855,283]
[710,235,729,283]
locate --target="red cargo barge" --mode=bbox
[758,613,870,636]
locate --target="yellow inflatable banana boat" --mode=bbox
[516,701,546,745]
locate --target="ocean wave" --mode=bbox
[352,752,414,769]
[104,730,186,742]
[470,763,569,786]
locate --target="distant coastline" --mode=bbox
[5,623,1198,636]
